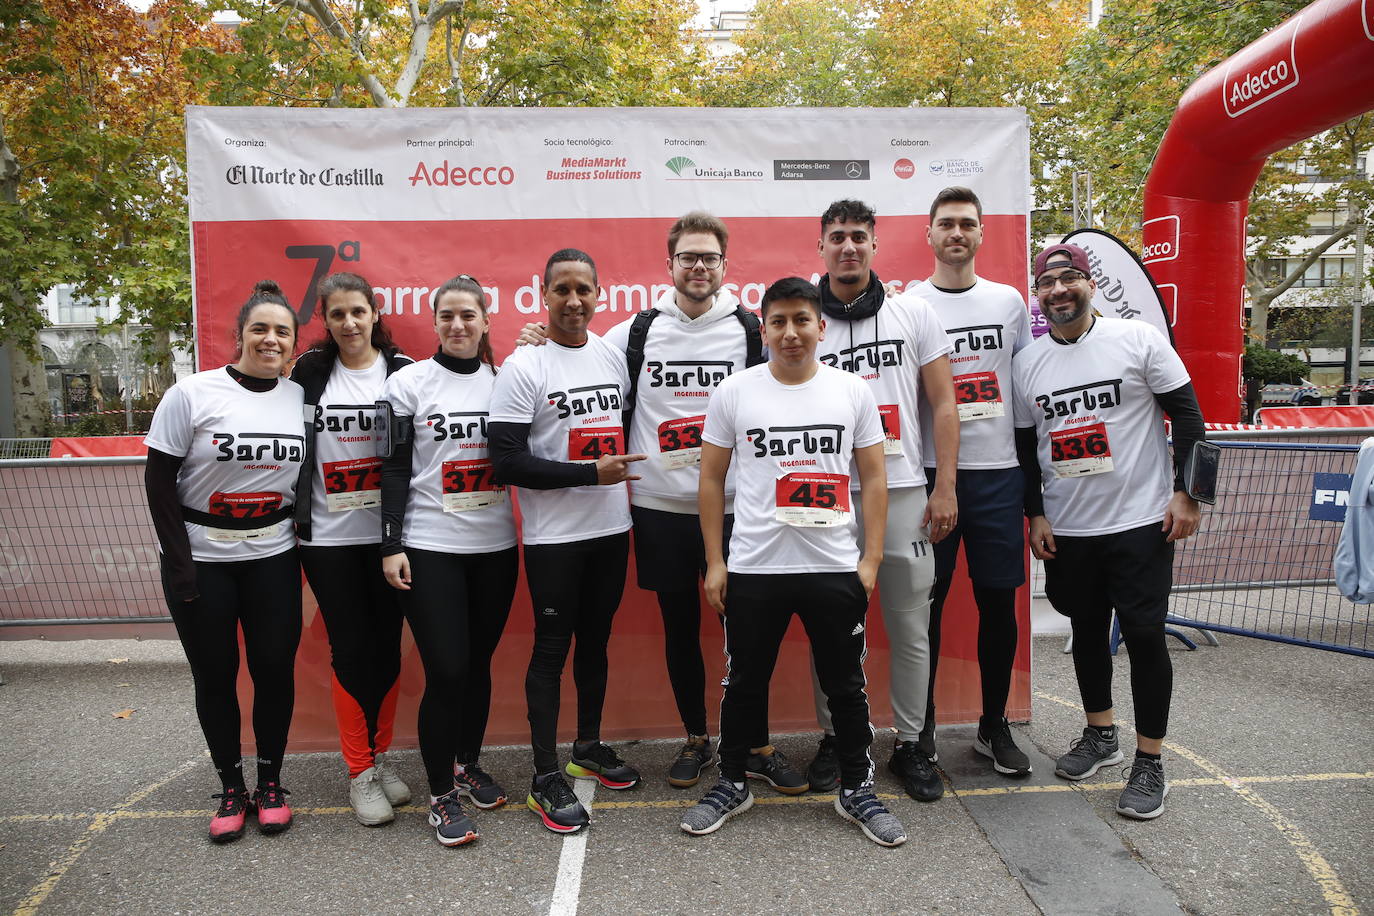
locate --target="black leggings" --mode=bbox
[163,548,302,790]
[299,544,404,775]
[400,546,518,797]
[656,589,709,737]
[927,580,1018,722]
[524,532,629,774]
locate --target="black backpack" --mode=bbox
[621,305,764,430]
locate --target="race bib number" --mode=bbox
[1050,423,1114,478]
[775,472,852,527]
[322,457,381,512]
[658,416,704,469]
[954,372,1004,421]
[206,491,284,541]
[878,404,903,456]
[441,459,505,512]
[569,426,625,463]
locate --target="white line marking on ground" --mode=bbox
[548,778,597,916]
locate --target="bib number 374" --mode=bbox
[775,472,852,527]
[1050,422,1113,477]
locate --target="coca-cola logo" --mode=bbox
[1222,18,1301,118]
[1141,215,1180,265]
[893,158,914,179]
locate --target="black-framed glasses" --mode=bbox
[1033,269,1090,292]
[673,252,723,269]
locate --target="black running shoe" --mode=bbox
[888,740,944,802]
[567,740,641,790]
[454,762,508,810]
[526,772,589,834]
[974,716,1032,777]
[429,789,479,847]
[680,777,754,835]
[806,734,840,793]
[667,736,715,788]
[744,747,808,795]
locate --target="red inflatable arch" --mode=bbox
[1142,0,1374,422]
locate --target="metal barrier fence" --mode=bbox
[0,457,168,625]
[1167,428,1372,658]
[0,439,53,459]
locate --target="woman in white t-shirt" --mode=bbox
[379,275,518,847]
[291,272,414,827]
[143,280,305,844]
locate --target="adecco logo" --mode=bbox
[1222,17,1301,118]
[408,161,515,187]
[1141,215,1180,265]
[894,158,914,179]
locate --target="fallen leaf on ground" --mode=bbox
[112,708,134,719]
[115,683,131,688]
[107,658,129,664]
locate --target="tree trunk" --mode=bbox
[7,341,50,437]
[150,326,175,393]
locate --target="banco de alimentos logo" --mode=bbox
[665,156,696,176]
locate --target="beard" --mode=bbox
[1043,292,1091,326]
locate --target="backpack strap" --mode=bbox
[622,307,661,431]
[734,305,764,366]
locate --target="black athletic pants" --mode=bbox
[927,580,1018,723]
[399,546,519,797]
[524,532,630,775]
[162,548,302,791]
[720,572,874,789]
[299,543,404,776]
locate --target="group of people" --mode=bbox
[144,187,1205,850]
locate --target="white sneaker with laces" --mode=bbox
[350,766,395,826]
[375,752,412,806]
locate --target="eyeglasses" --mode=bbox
[1033,269,1090,292]
[673,252,723,269]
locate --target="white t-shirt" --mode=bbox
[602,291,749,513]
[702,363,884,574]
[144,367,305,562]
[488,333,632,546]
[915,277,1032,470]
[1012,318,1190,536]
[816,291,951,489]
[382,358,518,554]
[308,355,386,546]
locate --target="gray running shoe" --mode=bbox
[835,787,908,847]
[1055,726,1124,780]
[454,762,508,809]
[1116,758,1169,820]
[429,789,479,846]
[680,778,754,835]
[668,736,715,788]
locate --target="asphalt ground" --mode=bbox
[1,631,1370,916]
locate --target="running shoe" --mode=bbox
[251,782,293,835]
[835,787,908,847]
[917,708,939,763]
[680,777,754,836]
[744,747,808,795]
[1054,726,1124,780]
[208,787,253,844]
[566,740,641,790]
[349,766,395,826]
[454,762,508,810]
[667,736,715,788]
[1116,758,1169,820]
[429,789,479,846]
[526,772,590,834]
[374,752,412,806]
[806,734,840,793]
[973,716,1032,777]
[888,740,944,802]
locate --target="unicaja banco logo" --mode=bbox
[665,157,696,176]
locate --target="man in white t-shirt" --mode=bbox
[913,187,1035,778]
[680,277,906,847]
[805,199,959,806]
[488,248,648,835]
[1013,242,1204,821]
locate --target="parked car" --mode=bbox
[1335,379,1374,405]
[1260,379,1326,407]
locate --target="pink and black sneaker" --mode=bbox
[251,782,293,835]
[208,787,254,844]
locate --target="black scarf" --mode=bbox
[819,270,885,322]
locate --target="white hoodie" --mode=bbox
[603,289,752,513]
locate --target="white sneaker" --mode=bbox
[349,766,395,826]
[374,752,412,806]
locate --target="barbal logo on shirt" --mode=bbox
[314,403,375,433]
[213,432,305,463]
[948,324,1004,355]
[819,339,906,374]
[645,360,733,390]
[547,384,622,419]
[427,411,488,442]
[746,424,845,458]
[1035,380,1124,419]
